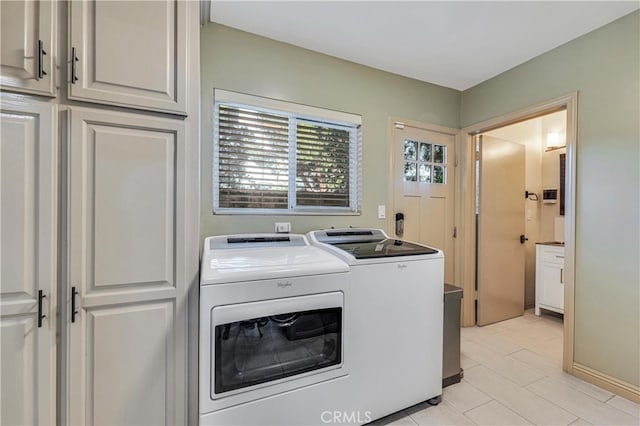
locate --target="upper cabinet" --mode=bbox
[0,0,57,96]
[68,0,188,115]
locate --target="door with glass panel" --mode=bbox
[392,122,456,283]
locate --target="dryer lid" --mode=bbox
[201,234,349,285]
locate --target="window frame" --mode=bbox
[213,89,362,215]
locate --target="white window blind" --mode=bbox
[213,90,361,214]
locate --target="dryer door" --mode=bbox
[210,292,345,404]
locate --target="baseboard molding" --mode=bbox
[573,362,640,403]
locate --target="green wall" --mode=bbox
[201,12,639,388]
[200,23,460,237]
[461,11,640,386]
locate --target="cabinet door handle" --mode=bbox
[560,268,564,284]
[71,47,79,84]
[37,40,47,79]
[71,286,79,323]
[37,290,46,327]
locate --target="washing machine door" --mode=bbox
[207,291,346,409]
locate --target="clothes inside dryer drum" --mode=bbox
[214,308,342,394]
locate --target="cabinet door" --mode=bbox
[67,107,187,425]
[539,262,564,312]
[0,0,56,96]
[69,0,187,114]
[0,95,57,425]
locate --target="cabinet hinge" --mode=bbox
[394,121,405,130]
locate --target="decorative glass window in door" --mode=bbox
[404,139,447,183]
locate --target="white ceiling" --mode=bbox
[209,1,639,91]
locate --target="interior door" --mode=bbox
[477,135,526,326]
[67,107,187,425]
[392,122,455,283]
[1,95,57,425]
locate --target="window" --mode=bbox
[214,90,361,214]
[403,139,447,184]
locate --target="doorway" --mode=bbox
[476,110,568,327]
[459,93,577,373]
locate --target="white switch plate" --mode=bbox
[275,222,291,233]
[377,205,386,219]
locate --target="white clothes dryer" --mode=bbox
[199,234,352,425]
[307,228,444,423]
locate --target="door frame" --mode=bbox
[387,118,461,284]
[458,93,578,373]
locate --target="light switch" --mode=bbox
[378,205,386,219]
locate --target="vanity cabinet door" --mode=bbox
[535,245,565,315]
[539,262,564,312]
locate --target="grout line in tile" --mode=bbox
[526,375,547,386]
[604,394,616,403]
[460,397,495,415]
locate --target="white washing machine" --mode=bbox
[199,234,352,425]
[307,228,444,422]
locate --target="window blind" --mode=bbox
[296,121,351,208]
[213,91,361,214]
[217,105,290,209]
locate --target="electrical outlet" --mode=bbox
[275,222,291,233]
[377,205,386,219]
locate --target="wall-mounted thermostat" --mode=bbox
[543,189,558,204]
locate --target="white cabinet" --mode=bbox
[0,95,57,425]
[0,0,57,96]
[69,0,187,114]
[535,244,565,315]
[1,2,198,424]
[67,107,187,425]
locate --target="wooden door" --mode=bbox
[392,122,456,283]
[67,107,187,425]
[0,95,57,425]
[477,135,526,326]
[69,0,187,114]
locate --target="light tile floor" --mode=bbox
[372,310,640,425]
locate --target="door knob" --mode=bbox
[520,235,528,244]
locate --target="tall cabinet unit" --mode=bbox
[0,1,199,425]
[0,98,57,426]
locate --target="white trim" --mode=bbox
[214,89,362,126]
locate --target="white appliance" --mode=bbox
[199,234,352,425]
[307,228,444,422]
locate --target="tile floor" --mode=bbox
[373,310,640,425]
